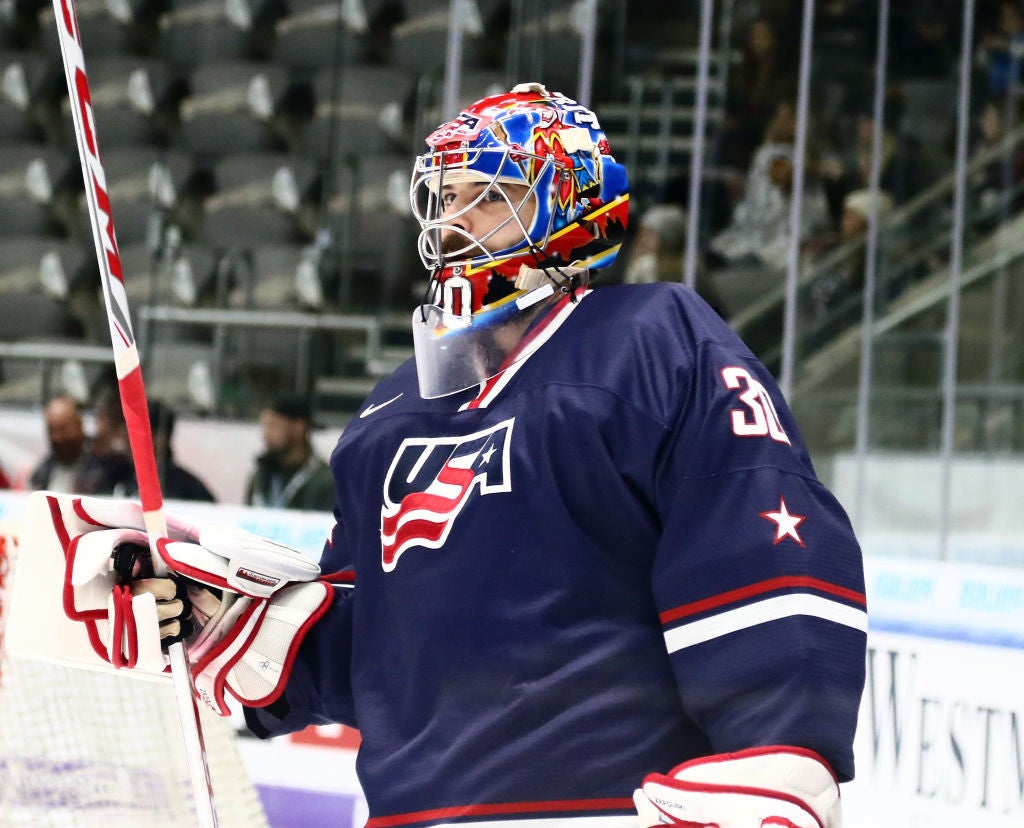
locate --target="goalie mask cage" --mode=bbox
[0,524,269,827]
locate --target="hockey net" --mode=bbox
[0,518,268,827]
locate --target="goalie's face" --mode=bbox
[436,180,537,262]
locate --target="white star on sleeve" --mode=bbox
[759,497,807,547]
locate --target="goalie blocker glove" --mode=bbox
[47,494,333,716]
[634,746,842,828]
[159,534,334,717]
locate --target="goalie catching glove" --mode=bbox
[633,746,842,828]
[52,494,332,716]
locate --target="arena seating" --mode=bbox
[0,0,1015,449]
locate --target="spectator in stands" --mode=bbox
[624,204,725,316]
[624,204,687,285]
[0,465,10,489]
[30,395,86,493]
[821,94,932,216]
[88,386,137,494]
[971,98,1024,223]
[813,0,877,85]
[841,188,894,241]
[245,395,334,511]
[975,1,1024,101]
[708,101,831,274]
[890,0,958,79]
[29,394,132,495]
[717,15,796,183]
[91,386,131,461]
[114,400,216,502]
[809,188,894,327]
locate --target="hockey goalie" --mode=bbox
[8,83,867,828]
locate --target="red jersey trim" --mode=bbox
[366,797,634,827]
[659,576,866,626]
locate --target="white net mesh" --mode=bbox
[0,526,268,827]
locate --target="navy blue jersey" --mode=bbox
[245,283,867,827]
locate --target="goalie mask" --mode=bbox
[409,82,629,398]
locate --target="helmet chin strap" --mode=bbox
[515,263,586,291]
[515,263,588,304]
[420,252,449,323]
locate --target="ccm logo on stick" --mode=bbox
[235,567,281,588]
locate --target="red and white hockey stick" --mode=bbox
[49,1,218,824]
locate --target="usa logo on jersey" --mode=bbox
[380,420,514,571]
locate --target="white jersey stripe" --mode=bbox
[663,594,868,654]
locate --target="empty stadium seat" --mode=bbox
[0,49,57,141]
[414,67,504,131]
[320,152,418,306]
[300,64,412,160]
[177,59,294,155]
[158,0,287,67]
[103,146,193,245]
[119,237,226,309]
[390,1,483,75]
[139,338,218,409]
[323,152,406,239]
[239,241,318,308]
[0,142,78,237]
[199,150,318,246]
[273,0,367,72]
[37,0,135,57]
[117,238,195,308]
[53,54,183,148]
[0,236,89,341]
[0,235,90,302]
[168,239,230,304]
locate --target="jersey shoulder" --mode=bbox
[589,281,737,329]
[582,283,754,362]
[556,283,755,416]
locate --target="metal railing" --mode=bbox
[730,123,1024,387]
[137,304,402,414]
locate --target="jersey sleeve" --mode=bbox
[245,517,358,737]
[650,338,867,781]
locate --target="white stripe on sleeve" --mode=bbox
[663,593,868,654]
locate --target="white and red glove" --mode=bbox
[633,746,842,828]
[156,524,333,716]
[57,496,203,673]
[50,494,332,716]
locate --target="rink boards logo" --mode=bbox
[380,419,514,571]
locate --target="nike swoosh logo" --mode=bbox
[359,393,403,418]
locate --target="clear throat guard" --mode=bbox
[412,283,557,399]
